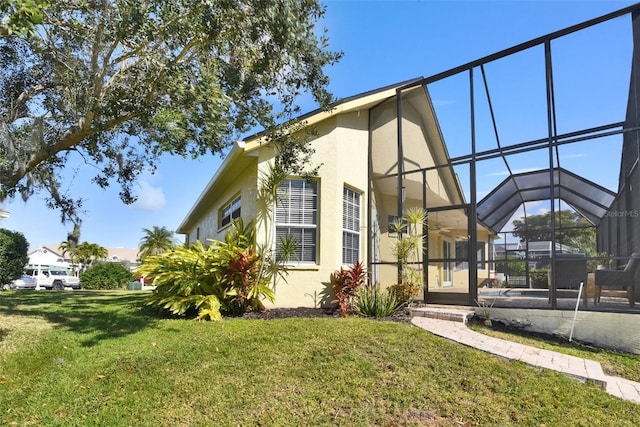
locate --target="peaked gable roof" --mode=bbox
[177,78,425,233]
[28,245,63,258]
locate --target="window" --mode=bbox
[342,187,360,264]
[276,179,318,263]
[455,241,486,270]
[220,195,241,228]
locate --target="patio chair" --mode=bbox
[594,253,639,307]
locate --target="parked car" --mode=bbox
[24,265,81,290]
[2,274,38,290]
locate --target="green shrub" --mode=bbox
[530,269,549,289]
[354,285,403,318]
[137,220,279,320]
[495,256,527,276]
[389,282,420,306]
[80,262,134,290]
[0,229,28,285]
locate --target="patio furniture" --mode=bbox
[594,253,639,307]
[552,253,588,306]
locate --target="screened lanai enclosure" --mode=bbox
[370,3,640,313]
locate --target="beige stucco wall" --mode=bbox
[491,308,640,354]
[258,111,370,308]
[184,161,258,245]
[180,86,497,308]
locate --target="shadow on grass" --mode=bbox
[0,290,160,347]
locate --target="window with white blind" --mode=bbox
[275,179,318,263]
[342,187,360,264]
[220,195,241,228]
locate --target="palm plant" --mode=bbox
[73,242,108,270]
[58,241,79,264]
[255,162,294,289]
[139,226,177,261]
[391,207,428,304]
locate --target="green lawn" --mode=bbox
[1,290,638,426]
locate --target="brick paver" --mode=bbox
[411,315,640,403]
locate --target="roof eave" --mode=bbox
[176,141,247,234]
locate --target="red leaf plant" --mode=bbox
[330,261,367,317]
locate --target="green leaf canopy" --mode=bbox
[0,0,341,223]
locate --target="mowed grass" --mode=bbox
[0,291,639,426]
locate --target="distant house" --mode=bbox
[27,246,67,267]
[103,248,140,272]
[495,241,576,259]
[29,245,140,273]
[177,79,496,308]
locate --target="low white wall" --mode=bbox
[490,308,640,355]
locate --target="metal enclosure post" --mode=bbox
[469,68,479,305]
[422,169,429,301]
[396,89,404,284]
[545,40,558,309]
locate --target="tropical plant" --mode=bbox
[353,285,403,318]
[58,240,79,265]
[474,298,496,326]
[255,161,304,291]
[138,220,279,320]
[388,282,417,306]
[138,226,177,262]
[391,207,427,303]
[0,0,340,225]
[330,260,367,317]
[73,241,108,270]
[80,262,134,290]
[0,228,28,284]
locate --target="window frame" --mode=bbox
[275,178,319,264]
[454,240,487,270]
[219,194,242,230]
[342,186,361,265]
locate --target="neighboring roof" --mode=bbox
[105,247,140,263]
[525,241,576,253]
[494,242,521,251]
[37,245,139,263]
[28,246,63,257]
[478,167,617,232]
[177,78,425,233]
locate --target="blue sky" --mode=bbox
[2,0,637,251]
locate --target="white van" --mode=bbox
[24,265,81,290]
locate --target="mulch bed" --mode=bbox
[240,306,413,322]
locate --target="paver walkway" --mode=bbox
[411,310,640,404]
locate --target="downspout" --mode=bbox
[368,107,375,287]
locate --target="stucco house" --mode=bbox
[177,79,496,308]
